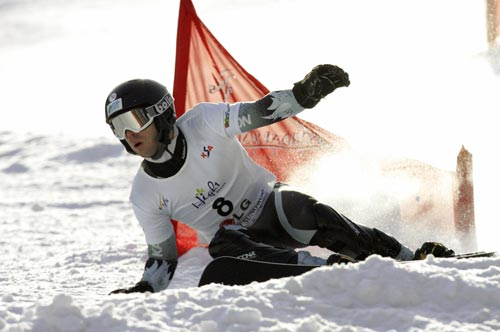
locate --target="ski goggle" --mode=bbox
[108,94,174,140]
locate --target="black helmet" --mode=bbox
[105,79,176,154]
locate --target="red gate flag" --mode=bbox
[171,0,476,255]
[172,0,346,255]
[172,0,345,178]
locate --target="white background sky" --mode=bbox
[0,0,496,167]
[1,0,499,248]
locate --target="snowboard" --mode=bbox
[198,256,318,286]
[198,251,497,286]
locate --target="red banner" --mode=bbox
[171,0,476,255]
[172,0,346,255]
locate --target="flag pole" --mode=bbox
[173,0,194,116]
[453,145,477,251]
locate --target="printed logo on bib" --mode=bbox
[158,195,169,211]
[240,189,266,227]
[211,196,252,222]
[192,181,226,209]
[201,145,213,158]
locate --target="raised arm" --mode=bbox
[237,64,349,133]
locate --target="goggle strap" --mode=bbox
[145,106,158,117]
[108,93,174,139]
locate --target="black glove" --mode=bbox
[413,242,455,260]
[327,253,358,265]
[292,64,350,108]
[109,281,154,295]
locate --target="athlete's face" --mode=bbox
[125,124,161,158]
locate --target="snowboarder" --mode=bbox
[106,64,454,294]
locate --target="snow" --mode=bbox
[2,126,500,332]
[2,0,500,331]
[1,138,499,330]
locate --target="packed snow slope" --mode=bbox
[1,132,500,332]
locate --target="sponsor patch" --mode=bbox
[106,98,123,117]
[108,92,117,102]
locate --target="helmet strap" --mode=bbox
[148,126,177,162]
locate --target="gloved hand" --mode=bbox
[109,281,154,295]
[327,253,358,265]
[292,64,350,108]
[413,242,455,260]
[109,259,177,295]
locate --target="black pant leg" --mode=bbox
[208,227,299,264]
[309,203,403,260]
